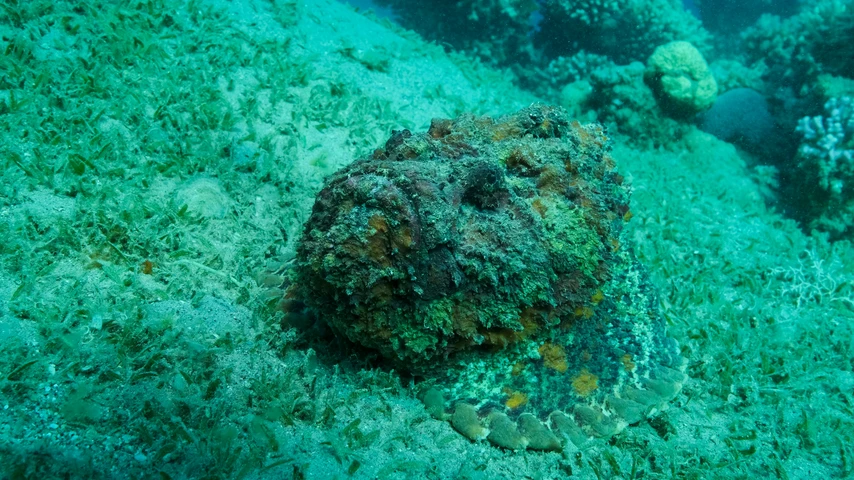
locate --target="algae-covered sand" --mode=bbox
[1,0,852,478]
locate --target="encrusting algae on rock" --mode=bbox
[289,105,686,451]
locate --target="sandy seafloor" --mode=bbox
[1,0,853,479]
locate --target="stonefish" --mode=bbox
[290,105,685,451]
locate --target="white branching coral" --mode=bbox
[796,97,854,194]
[794,97,854,238]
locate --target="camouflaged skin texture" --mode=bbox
[292,105,685,451]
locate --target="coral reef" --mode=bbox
[643,41,717,118]
[372,0,538,66]
[292,105,685,450]
[521,51,613,101]
[694,0,798,35]
[739,1,854,237]
[585,61,690,147]
[793,97,854,239]
[708,59,765,93]
[742,0,854,100]
[536,0,710,64]
[372,0,709,76]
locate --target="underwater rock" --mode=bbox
[292,105,685,450]
[644,41,717,118]
[699,88,774,153]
